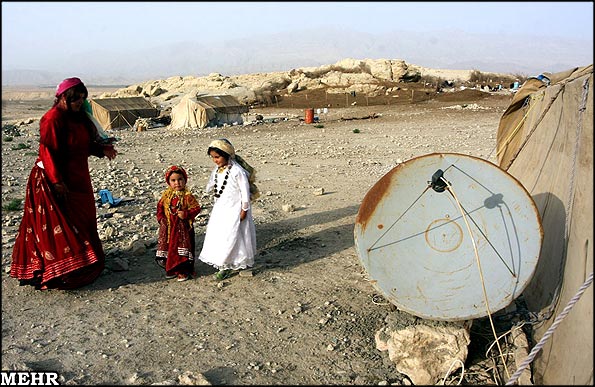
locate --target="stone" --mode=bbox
[375,312,471,385]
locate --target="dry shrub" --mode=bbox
[469,69,526,85]
[419,75,445,86]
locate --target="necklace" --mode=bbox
[214,165,231,198]
[171,190,184,210]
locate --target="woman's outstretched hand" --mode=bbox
[104,145,118,160]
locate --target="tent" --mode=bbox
[496,65,593,384]
[169,94,248,129]
[90,97,159,130]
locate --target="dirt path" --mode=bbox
[2,92,514,384]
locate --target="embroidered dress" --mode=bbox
[10,106,107,289]
[156,188,201,277]
[199,160,256,270]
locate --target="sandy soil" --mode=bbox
[1,89,516,385]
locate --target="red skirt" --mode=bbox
[156,216,195,277]
[10,165,105,289]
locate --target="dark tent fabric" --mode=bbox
[90,97,159,130]
[496,65,593,384]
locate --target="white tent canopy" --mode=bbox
[169,94,248,129]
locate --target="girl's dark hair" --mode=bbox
[53,83,89,107]
[168,169,186,180]
[208,147,230,161]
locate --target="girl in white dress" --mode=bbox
[199,139,259,280]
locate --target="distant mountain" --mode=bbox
[2,27,592,86]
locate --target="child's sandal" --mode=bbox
[215,269,232,281]
[176,274,190,282]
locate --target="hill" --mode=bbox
[97,58,517,111]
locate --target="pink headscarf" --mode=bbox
[56,77,83,97]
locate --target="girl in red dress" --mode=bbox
[156,165,202,281]
[10,77,118,290]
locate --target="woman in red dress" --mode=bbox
[10,77,118,290]
[155,166,202,281]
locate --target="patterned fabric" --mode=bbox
[10,106,106,289]
[156,188,201,276]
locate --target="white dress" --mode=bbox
[199,159,256,270]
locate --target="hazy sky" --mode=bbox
[2,1,593,75]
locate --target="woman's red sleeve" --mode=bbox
[38,112,63,184]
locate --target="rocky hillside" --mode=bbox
[100,58,500,110]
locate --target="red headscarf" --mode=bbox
[165,165,188,184]
[56,77,83,97]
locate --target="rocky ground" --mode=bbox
[1,88,525,385]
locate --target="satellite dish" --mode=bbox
[354,153,543,321]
